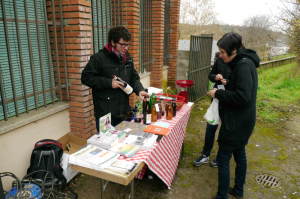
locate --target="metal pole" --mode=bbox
[59,0,70,100]
[42,0,56,102]
[34,0,47,106]
[13,0,29,113]
[0,68,8,120]
[51,0,63,100]
[1,0,18,116]
[24,0,38,109]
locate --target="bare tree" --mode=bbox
[241,15,280,60]
[180,0,216,25]
[279,0,300,63]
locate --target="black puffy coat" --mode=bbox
[215,49,260,151]
[81,47,144,120]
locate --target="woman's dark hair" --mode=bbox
[217,32,244,56]
[108,26,131,43]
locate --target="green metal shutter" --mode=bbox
[91,0,112,53]
[0,0,56,120]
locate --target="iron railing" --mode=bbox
[188,34,213,101]
[0,0,69,121]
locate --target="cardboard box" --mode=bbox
[58,133,87,183]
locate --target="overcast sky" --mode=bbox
[214,0,285,25]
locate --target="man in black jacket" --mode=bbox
[208,32,259,199]
[81,26,148,129]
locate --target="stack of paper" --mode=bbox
[69,145,119,171]
[106,159,137,175]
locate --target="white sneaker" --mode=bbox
[193,154,209,167]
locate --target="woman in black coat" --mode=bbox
[208,32,260,199]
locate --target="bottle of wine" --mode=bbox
[172,101,177,117]
[114,76,133,95]
[142,97,148,124]
[151,104,157,122]
[166,103,173,120]
[146,97,152,124]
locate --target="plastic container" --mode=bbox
[176,80,194,102]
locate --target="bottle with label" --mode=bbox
[142,97,148,124]
[146,97,152,124]
[172,101,177,117]
[156,103,162,120]
[151,104,157,122]
[166,103,173,120]
[115,76,133,95]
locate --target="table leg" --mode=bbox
[100,179,103,199]
[128,179,134,199]
[180,142,185,160]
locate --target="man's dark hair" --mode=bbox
[108,26,131,43]
[217,32,244,56]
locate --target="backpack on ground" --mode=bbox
[27,139,67,189]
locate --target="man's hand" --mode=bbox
[112,79,123,88]
[215,74,223,81]
[139,91,149,100]
[207,88,217,98]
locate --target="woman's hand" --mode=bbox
[215,74,223,81]
[207,88,217,98]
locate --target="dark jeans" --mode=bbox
[216,146,247,199]
[202,123,218,156]
[95,116,123,132]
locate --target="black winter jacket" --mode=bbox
[81,47,144,120]
[209,58,231,88]
[215,49,259,151]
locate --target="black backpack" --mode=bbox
[27,139,67,189]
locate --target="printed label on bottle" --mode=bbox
[155,104,160,112]
[123,84,133,95]
[146,114,152,124]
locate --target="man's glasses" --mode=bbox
[117,42,129,47]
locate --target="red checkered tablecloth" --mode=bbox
[119,103,192,188]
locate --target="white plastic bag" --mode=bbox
[204,98,220,125]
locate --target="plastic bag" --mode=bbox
[204,98,220,125]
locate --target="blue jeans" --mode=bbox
[216,146,247,199]
[202,123,218,156]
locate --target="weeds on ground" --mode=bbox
[257,62,300,122]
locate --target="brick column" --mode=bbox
[47,0,95,138]
[118,0,141,72]
[167,0,180,88]
[151,0,165,88]
[118,0,141,107]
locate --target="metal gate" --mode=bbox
[188,34,213,101]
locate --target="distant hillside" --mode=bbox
[179,23,288,60]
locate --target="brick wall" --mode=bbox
[47,0,95,138]
[117,0,141,107]
[150,0,164,88]
[167,0,180,88]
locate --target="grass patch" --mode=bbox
[270,53,296,60]
[257,62,300,122]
